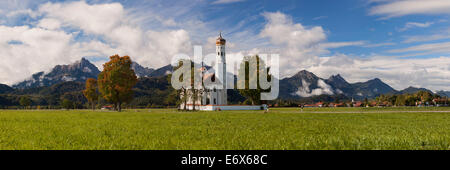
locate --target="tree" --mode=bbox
[165,86,180,107]
[334,98,340,104]
[364,98,369,107]
[61,99,74,110]
[237,55,271,105]
[189,61,204,111]
[98,55,138,112]
[19,96,32,109]
[418,91,432,103]
[395,95,406,106]
[172,60,195,111]
[83,78,99,110]
[180,87,188,111]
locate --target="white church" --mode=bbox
[179,33,266,111]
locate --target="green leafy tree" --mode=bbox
[172,61,187,111]
[83,78,99,110]
[166,87,180,107]
[418,91,432,103]
[395,95,406,106]
[19,96,32,109]
[237,55,271,105]
[189,62,204,111]
[61,99,74,110]
[334,98,340,104]
[364,98,369,107]
[172,60,202,111]
[372,90,438,107]
[98,55,138,112]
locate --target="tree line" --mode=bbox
[375,91,448,106]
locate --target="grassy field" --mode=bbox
[0,107,450,150]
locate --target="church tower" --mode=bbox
[215,32,227,105]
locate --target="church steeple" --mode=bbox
[216,32,226,45]
[214,32,227,106]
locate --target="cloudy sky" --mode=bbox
[0,0,449,91]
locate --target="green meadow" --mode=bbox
[0,107,450,150]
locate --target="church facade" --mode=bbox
[179,34,265,111]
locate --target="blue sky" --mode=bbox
[0,0,449,91]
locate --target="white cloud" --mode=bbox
[212,0,246,4]
[367,0,392,4]
[259,12,325,77]
[7,9,38,18]
[402,28,450,43]
[320,41,366,49]
[162,18,177,26]
[363,42,396,48]
[388,42,450,54]
[312,16,328,20]
[37,18,61,30]
[0,25,77,84]
[403,34,450,43]
[0,1,194,85]
[370,0,450,18]
[294,79,334,97]
[261,12,326,47]
[142,30,193,67]
[259,12,364,77]
[39,1,125,35]
[399,22,434,32]
[38,1,193,70]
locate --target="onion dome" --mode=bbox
[216,32,226,45]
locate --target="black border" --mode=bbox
[0,150,448,169]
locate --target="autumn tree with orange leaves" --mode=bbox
[83,78,99,110]
[98,55,138,112]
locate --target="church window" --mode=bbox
[214,99,216,105]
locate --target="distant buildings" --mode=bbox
[293,96,449,108]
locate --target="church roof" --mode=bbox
[202,72,224,88]
[216,32,226,45]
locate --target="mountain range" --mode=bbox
[278,70,449,100]
[13,58,100,89]
[12,58,172,89]
[131,62,155,78]
[2,58,449,100]
[279,71,398,100]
